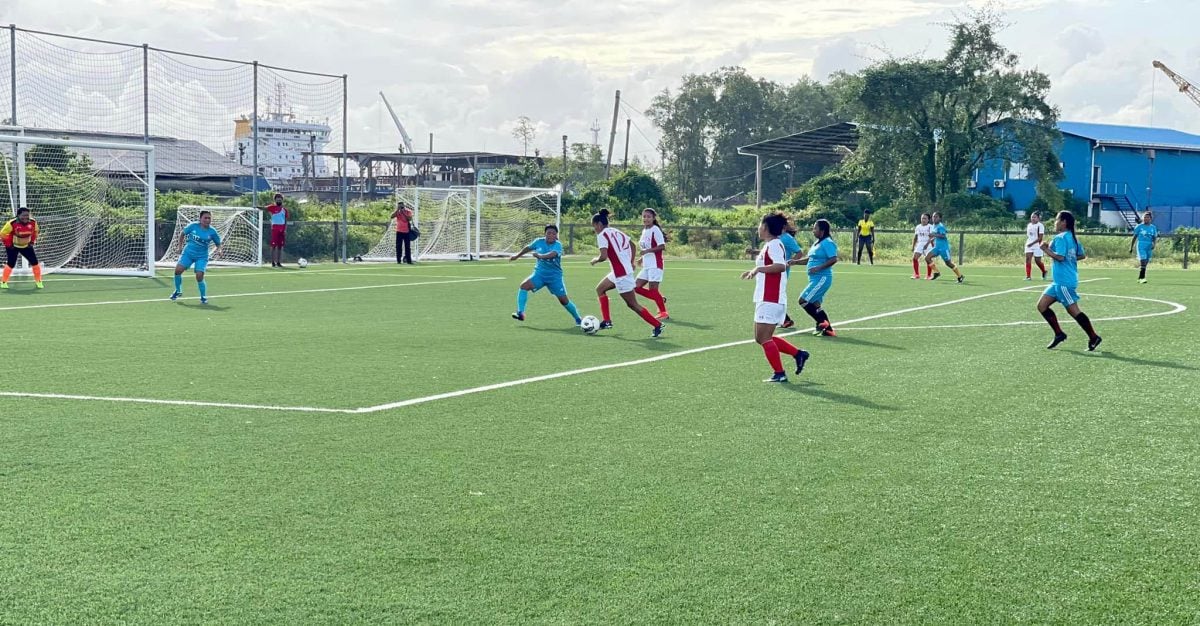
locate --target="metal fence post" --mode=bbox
[1184,234,1191,270]
[142,44,149,143]
[340,74,349,263]
[567,223,574,255]
[9,25,16,125]
[958,231,965,265]
[251,61,259,213]
[332,220,339,262]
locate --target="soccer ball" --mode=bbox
[580,315,600,335]
[297,258,308,268]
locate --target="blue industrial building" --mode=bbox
[972,120,1200,231]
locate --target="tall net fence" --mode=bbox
[3,25,346,223]
[0,134,154,276]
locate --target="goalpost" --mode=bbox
[0,132,155,276]
[361,187,473,261]
[473,185,561,259]
[157,206,263,268]
[360,184,560,261]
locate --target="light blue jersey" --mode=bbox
[1049,231,1083,288]
[182,223,221,258]
[529,237,563,276]
[932,223,951,252]
[779,232,802,276]
[1134,223,1158,261]
[806,237,838,278]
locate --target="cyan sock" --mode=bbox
[173,274,182,292]
[198,280,207,299]
[563,300,580,322]
[516,289,529,313]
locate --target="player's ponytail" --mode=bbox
[762,212,788,237]
[1057,210,1081,255]
[815,218,832,241]
[592,208,610,227]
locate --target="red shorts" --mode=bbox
[270,224,286,247]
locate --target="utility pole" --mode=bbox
[622,118,631,171]
[561,134,569,190]
[604,90,621,178]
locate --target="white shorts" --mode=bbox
[754,302,787,325]
[1025,244,1044,257]
[605,272,636,294]
[637,267,664,283]
[914,244,931,255]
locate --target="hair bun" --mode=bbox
[599,208,610,217]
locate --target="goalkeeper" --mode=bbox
[1,207,43,290]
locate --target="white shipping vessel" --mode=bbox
[229,87,332,183]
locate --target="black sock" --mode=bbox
[868,250,874,264]
[1041,309,1063,334]
[814,307,830,326]
[802,302,821,322]
[1139,262,1147,279]
[1073,312,1097,339]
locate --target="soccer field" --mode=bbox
[3,259,1198,623]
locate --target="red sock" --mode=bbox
[912,259,919,275]
[761,341,784,373]
[771,336,799,356]
[1025,262,1032,279]
[599,295,611,321]
[635,286,666,313]
[927,264,934,278]
[637,306,661,327]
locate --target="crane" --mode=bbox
[1152,60,1200,110]
[379,91,415,153]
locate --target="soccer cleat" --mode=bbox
[930,272,941,281]
[35,281,43,289]
[651,323,664,338]
[812,325,823,336]
[794,350,810,375]
[1041,271,1048,280]
[574,318,582,327]
[911,275,920,280]
[764,372,788,383]
[1138,278,1147,284]
[512,312,525,321]
[1088,335,1103,352]
[598,320,613,330]
[656,311,670,320]
[0,282,7,290]
[956,276,964,284]
[169,291,181,300]
[1024,277,1032,281]
[1046,333,1068,350]
[780,318,795,329]
[200,297,209,305]
[817,321,837,337]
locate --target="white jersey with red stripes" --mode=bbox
[639,225,665,270]
[597,226,635,278]
[753,238,788,305]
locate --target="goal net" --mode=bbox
[158,205,262,267]
[362,187,472,261]
[473,185,561,259]
[0,132,155,276]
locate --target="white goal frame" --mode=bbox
[361,187,473,262]
[157,205,263,268]
[472,184,561,259]
[0,132,156,277]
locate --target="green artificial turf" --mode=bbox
[1,258,1197,623]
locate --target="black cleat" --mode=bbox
[651,323,664,338]
[794,350,810,375]
[764,372,788,383]
[930,272,941,281]
[956,275,964,284]
[1046,333,1068,349]
[1088,335,1103,352]
[598,320,613,330]
[512,312,525,321]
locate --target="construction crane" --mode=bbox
[1152,60,1200,110]
[379,91,415,153]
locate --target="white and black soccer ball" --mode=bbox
[580,315,600,335]
[297,257,308,268]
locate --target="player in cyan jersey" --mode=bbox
[634,208,669,320]
[1038,210,1101,351]
[1130,211,1159,284]
[742,212,808,383]
[590,209,664,337]
[170,210,222,304]
[791,219,840,337]
[923,212,964,283]
[912,213,933,279]
[509,224,582,325]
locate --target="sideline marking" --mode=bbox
[0,391,356,414]
[0,277,504,313]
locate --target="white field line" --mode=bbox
[0,277,504,313]
[40,267,375,282]
[0,391,356,414]
[842,292,1187,331]
[3,278,1130,414]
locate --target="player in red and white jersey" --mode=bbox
[589,209,664,337]
[635,208,669,319]
[741,212,809,383]
[1024,211,1047,280]
[912,213,934,279]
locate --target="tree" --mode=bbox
[511,116,537,157]
[841,8,1059,203]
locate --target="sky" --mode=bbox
[5,0,1200,165]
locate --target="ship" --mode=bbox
[229,84,332,184]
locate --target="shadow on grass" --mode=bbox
[175,301,231,312]
[820,334,906,351]
[1075,350,1197,371]
[781,381,896,411]
[657,318,714,330]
